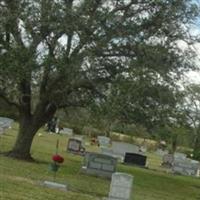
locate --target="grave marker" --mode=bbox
[174,152,187,160]
[97,136,111,147]
[107,172,133,200]
[0,117,14,134]
[81,152,117,178]
[67,138,85,155]
[172,158,200,177]
[124,153,147,167]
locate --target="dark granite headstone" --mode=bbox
[124,153,147,167]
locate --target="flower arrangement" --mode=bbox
[50,154,64,172]
[49,140,64,181]
[52,154,64,163]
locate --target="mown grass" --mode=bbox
[0,123,200,200]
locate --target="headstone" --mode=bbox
[124,153,147,167]
[112,142,140,161]
[162,154,174,167]
[101,147,114,156]
[67,138,85,155]
[0,117,14,134]
[60,128,73,136]
[108,172,133,200]
[97,136,111,147]
[172,158,200,177]
[101,147,124,163]
[81,152,117,178]
[73,135,84,141]
[174,152,187,160]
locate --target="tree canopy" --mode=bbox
[0,0,199,160]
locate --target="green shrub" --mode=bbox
[193,150,200,161]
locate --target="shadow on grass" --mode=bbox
[0,151,52,165]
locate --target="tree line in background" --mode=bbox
[0,0,199,160]
[62,82,200,160]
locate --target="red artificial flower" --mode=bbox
[52,154,64,163]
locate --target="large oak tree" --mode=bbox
[0,0,199,160]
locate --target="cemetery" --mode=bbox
[0,0,200,200]
[1,1,200,199]
[0,123,200,200]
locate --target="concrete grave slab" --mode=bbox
[42,181,67,191]
[111,142,140,160]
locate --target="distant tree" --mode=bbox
[97,68,184,131]
[182,84,200,159]
[0,0,199,160]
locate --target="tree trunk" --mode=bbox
[7,99,56,161]
[193,129,200,160]
[171,134,178,154]
[8,117,40,161]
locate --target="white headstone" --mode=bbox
[108,172,133,200]
[60,128,73,136]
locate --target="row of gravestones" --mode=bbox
[67,137,134,200]
[162,153,200,177]
[101,141,147,163]
[67,138,148,170]
[67,140,141,200]
[43,171,134,200]
[68,137,200,178]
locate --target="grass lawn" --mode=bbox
[0,124,200,200]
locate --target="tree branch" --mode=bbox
[0,91,19,108]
